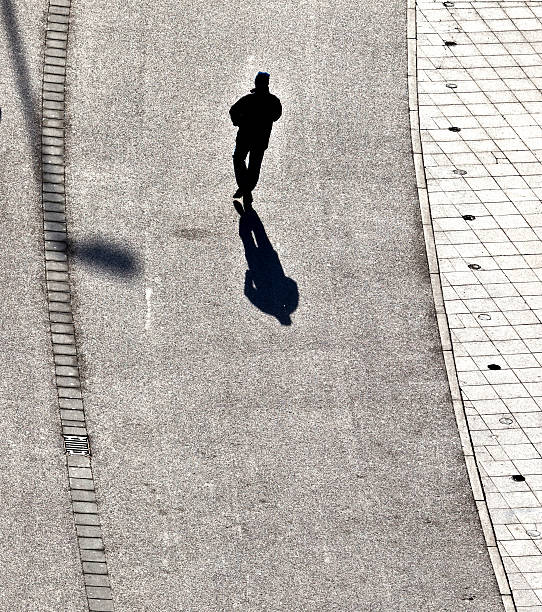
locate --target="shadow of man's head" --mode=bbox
[238,209,298,326]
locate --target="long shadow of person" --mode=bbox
[238,208,298,326]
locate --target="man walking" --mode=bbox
[230,72,282,206]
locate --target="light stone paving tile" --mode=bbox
[418,0,542,608]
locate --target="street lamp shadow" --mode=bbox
[68,237,142,279]
[2,0,41,179]
[238,208,298,326]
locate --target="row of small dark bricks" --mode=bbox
[43,1,114,610]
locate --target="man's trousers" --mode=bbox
[233,134,267,194]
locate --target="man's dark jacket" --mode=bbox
[229,88,282,150]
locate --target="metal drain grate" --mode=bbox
[63,435,91,456]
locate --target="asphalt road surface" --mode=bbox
[2,0,503,610]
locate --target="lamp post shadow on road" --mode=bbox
[2,0,41,179]
[237,208,298,326]
[67,238,142,279]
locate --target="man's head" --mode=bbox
[254,71,270,90]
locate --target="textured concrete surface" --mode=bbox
[417,2,542,608]
[0,1,86,610]
[63,0,504,610]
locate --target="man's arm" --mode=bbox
[229,102,240,126]
[272,97,282,122]
[229,97,247,126]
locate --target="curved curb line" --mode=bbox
[41,1,114,610]
[406,2,514,610]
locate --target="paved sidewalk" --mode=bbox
[417,1,542,609]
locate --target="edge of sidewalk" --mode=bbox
[406,1,514,610]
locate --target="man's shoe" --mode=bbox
[233,188,244,199]
[243,191,253,205]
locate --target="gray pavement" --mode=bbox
[65,0,503,609]
[2,0,507,609]
[0,1,86,610]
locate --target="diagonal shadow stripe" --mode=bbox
[1,0,41,179]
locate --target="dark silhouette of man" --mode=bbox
[230,72,282,206]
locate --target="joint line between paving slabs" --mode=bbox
[41,1,115,610]
[407,3,515,611]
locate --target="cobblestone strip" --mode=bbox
[42,1,114,610]
[407,1,515,610]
